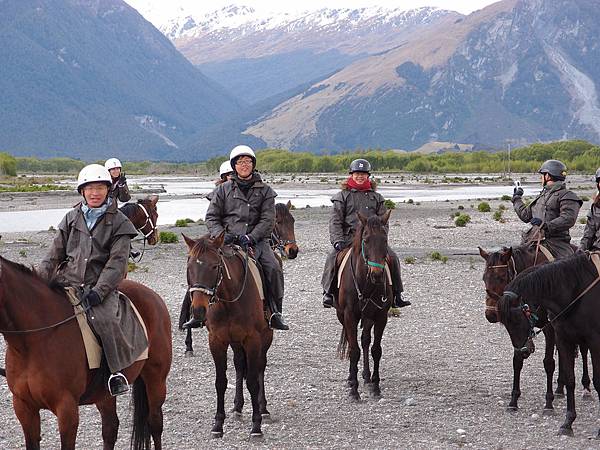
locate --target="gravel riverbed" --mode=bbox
[0,196,599,449]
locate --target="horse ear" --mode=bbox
[478,246,489,260]
[357,212,367,227]
[212,231,225,248]
[501,247,513,262]
[286,200,292,210]
[382,209,392,224]
[150,195,159,207]
[182,233,196,251]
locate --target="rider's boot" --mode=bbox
[108,372,130,396]
[269,297,289,330]
[394,292,411,308]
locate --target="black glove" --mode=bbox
[530,217,543,227]
[334,241,345,252]
[224,233,237,245]
[238,234,254,250]
[118,174,127,187]
[85,290,102,307]
[511,187,523,202]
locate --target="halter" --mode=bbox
[270,228,296,255]
[502,290,539,354]
[361,239,385,269]
[130,202,158,263]
[188,247,249,306]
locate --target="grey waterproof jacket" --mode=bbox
[580,200,600,251]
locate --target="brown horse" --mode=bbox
[183,233,273,438]
[479,245,590,412]
[336,211,392,400]
[179,201,296,356]
[0,255,172,450]
[270,201,299,259]
[498,252,600,437]
[120,195,160,246]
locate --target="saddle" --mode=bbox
[65,287,148,369]
[522,226,555,262]
[224,246,265,301]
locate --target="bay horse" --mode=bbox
[498,252,600,437]
[479,245,590,412]
[119,195,160,247]
[0,255,172,450]
[183,233,273,438]
[178,201,296,356]
[336,211,392,400]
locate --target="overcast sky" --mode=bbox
[126,0,501,23]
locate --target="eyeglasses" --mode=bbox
[235,159,253,166]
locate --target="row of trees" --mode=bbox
[4,140,600,175]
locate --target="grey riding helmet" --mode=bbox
[538,159,567,181]
[349,159,372,174]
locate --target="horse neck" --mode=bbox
[218,251,260,309]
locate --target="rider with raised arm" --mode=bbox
[321,158,410,311]
[38,164,146,396]
[105,158,131,203]
[512,159,582,258]
[204,145,289,330]
[579,168,600,252]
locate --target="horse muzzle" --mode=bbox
[516,339,535,358]
[484,304,499,323]
[285,244,298,259]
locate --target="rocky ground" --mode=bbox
[0,194,599,449]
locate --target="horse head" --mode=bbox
[272,201,298,259]
[183,232,225,327]
[356,210,391,285]
[479,246,514,323]
[137,195,159,245]
[497,290,536,358]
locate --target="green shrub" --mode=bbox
[579,217,588,224]
[159,231,178,243]
[498,204,507,211]
[19,249,27,258]
[174,219,189,227]
[458,205,465,210]
[493,210,504,222]
[127,262,137,272]
[580,195,590,202]
[404,256,416,264]
[501,195,512,201]
[455,214,471,227]
[384,199,396,209]
[430,251,448,263]
[477,202,491,212]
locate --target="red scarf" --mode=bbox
[346,176,372,191]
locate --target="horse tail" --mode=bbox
[130,377,151,450]
[0,368,5,377]
[337,328,348,360]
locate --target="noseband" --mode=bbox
[136,203,157,239]
[503,290,539,354]
[270,228,296,254]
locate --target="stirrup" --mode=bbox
[108,372,130,396]
[269,312,289,330]
[182,317,204,329]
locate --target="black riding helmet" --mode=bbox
[538,159,567,181]
[349,159,371,174]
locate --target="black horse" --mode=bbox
[498,252,600,437]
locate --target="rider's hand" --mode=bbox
[530,217,543,227]
[334,241,345,252]
[238,234,254,250]
[512,187,523,202]
[118,174,127,187]
[85,290,102,307]
[224,233,237,245]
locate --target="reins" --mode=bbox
[349,243,389,312]
[0,302,89,334]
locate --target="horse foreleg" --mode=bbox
[361,321,373,384]
[184,328,194,357]
[556,341,577,436]
[95,397,119,450]
[13,397,41,450]
[209,340,228,438]
[579,344,592,397]
[231,343,245,417]
[55,398,80,450]
[345,314,361,401]
[590,347,600,438]
[542,327,556,412]
[508,350,524,411]
[370,317,387,397]
[244,339,263,438]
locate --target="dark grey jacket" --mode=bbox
[513,181,582,242]
[329,181,386,246]
[205,174,276,243]
[580,200,600,251]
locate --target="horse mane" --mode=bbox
[352,214,386,249]
[506,252,597,305]
[0,256,66,294]
[189,235,214,258]
[275,203,292,222]
[119,202,137,217]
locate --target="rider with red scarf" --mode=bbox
[321,158,410,310]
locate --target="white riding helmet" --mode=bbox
[104,158,122,170]
[219,160,234,177]
[77,164,112,193]
[229,145,256,167]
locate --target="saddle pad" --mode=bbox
[337,250,392,289]
[538,244,555,262]
[234,251,265,301]
[66,288,149,369]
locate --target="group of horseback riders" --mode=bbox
[34,146,600,399]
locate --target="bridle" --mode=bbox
[188,247,249,307]
[130,202,158,262]
[270,227,296,255]
[502,291,539,354]
[484,256,518,311]
[349,236,389,312]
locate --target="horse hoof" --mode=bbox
[554,391,565,398]
[542,408,554,416]
[349,393,361,402]
[506,406,518,413]
[231,410,243,419]
[249,431,264,441]
[211,431,224,439]
[557,427,574,437]
[582,389,593,400]
[184,351,194,358]
[261,413,273,424]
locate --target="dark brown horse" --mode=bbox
[183,233,273,438]
[270,201,299,259]
[179,201,296,356]
[336,211,392,400]
[479,245,590,412]
[498,252,600,437]
[0,255,172,450]
[120,195,159,246]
